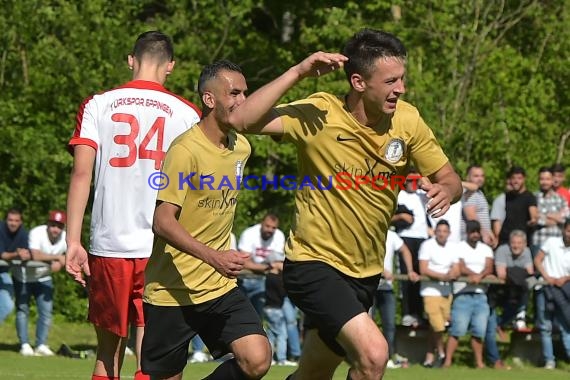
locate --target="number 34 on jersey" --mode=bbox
[109,113,166,170]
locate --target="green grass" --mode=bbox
[0,318,569,379]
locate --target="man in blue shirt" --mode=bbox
[0,208,30,324]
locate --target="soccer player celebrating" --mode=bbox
[228,29,462,379]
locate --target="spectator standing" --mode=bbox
[397,173,430,326]
[14,211,67,356]
[281,292,302,363]
[533,167,568,251]
[373,229,419,368]
[490,179,512,238]
[238,214,286,315]
[443,220,493,368]
[552,164,570,207]
[263,259,298,366]
[493,167,538,246]
[533,219,570,369]
[0,208,30,324]
[419,220,459,368]
[461,165,496,247]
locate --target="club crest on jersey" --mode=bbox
[385,138,405,163]
[235,160,243,180]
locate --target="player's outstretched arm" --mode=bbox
[228,51,347,135]
[65,145,96,286]
[153,201,249,278]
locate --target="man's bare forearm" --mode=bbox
[228,68,301,132]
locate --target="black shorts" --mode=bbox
[283,259,381,356]
[141,287,266,378]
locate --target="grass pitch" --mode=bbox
[0,318,568,379]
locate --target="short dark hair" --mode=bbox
[5,207,23,219]
[436,220,450,229]
[466,165,482,175]
[198,60,243,98]
[465,220,481,234]
[262,213,279,223]
[342,28,407,83]
[538,166,553,175]
[551,163,565,174]
[564,218,570,229]
[507,166,526,178]
[132,31,174,63]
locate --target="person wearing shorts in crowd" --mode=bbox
[443,220,493,368]
[419,220,459,368]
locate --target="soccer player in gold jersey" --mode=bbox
[141,61,271,380]
[228,29,462,380]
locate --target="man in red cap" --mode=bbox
[12,210,67,356]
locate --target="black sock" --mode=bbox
[202,358,246,380]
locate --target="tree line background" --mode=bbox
[0,0,568,321]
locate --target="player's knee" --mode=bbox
[237,346,271,379]
[239,358,271,379]
[354,341,389,378]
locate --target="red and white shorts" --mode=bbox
[87,254,148,337]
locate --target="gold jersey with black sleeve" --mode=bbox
[144,126,250,306]
[274,92,448,278]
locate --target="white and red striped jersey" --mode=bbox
[69,80,201,258]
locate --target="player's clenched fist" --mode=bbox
[209,249,249,278]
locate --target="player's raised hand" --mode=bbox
[292,51,348,79]
[66,242,90,287]
[210,249,250,279]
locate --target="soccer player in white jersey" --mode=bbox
[65,31,201,380]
